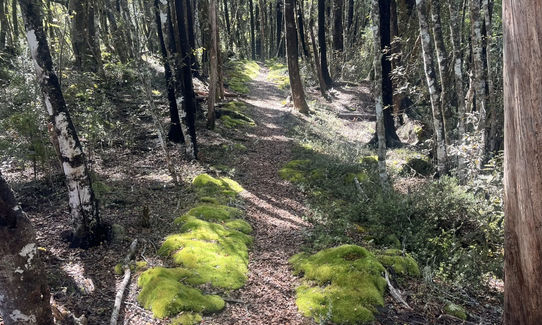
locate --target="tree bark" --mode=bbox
[0,0,7,50]
[249,0,256,59]
[20,0,104,248]
[285,0,308,114]
[155,0,185,144]
[379,0,401,147]
[503,0,542,322]
[69,0,103,73]
[173,0,198,159]
[275,0,285,57]
[416,0,447,175]
[372,0,388,186]
[11,0,18,47]
[207,0,218,129]
[430,0,449,143]
[258,0,266,58]
[332,0,343,52]
[309,0,327,97]
[0,173,53,325]
[318,0,332,86]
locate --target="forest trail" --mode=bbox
[207,66,311,324]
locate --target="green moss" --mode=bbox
[160,216,251,290]
[225,60,260,94]
[444,303,467,320]
[279,160,312,183]
[265,59,290,89]
[114,263,123,275]
[192,174,244,201]
[135,261,148,271]
[289,245,388,324]
[172,313,203,325]
[224,219,253,234]
[137,267,225,318]
[181,204,243,222]
[220,113,255,129]
[376,249,420,277]
[359,156,378,168]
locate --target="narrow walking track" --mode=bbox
[207,66,311,324]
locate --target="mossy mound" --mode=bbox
[220,112,255,129]
[138,173,252,322]
[225,60,260,94]
[192,174,244,202]
[289,245,387,324]
[181,204,243,222]
[138,267,225,318]
[401,158,434,177]
[172,313,203,325]
[278,160,314,183]
[376,249,420,277]
[266,59,290,89]
[444,303,467,320]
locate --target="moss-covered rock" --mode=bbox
[114,263,123,275]
[289,245,388,324]
[137,267,225,318]
[181,204,243,222]
[279,160,312,183]
[401,158,434,177]
[192,174,244,201]
[220,114,255,129]
[444,303,467,320]
[376,249,420,277]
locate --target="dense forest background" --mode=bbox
[0,0,516,324]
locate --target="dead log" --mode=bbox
[110,239,138,325]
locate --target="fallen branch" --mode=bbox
[384,270,412,310]
[110,239,138,325]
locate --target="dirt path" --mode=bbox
[206,66,311,324]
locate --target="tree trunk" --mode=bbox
[249,0,256,59]
[285,0,308,113]
[296,0,309,57]
[0,173,53,325]
[503,0,542,322]
[372,0,388,186]
[198,0,210,77]
[416,0,447,175]
[222,0,231,42]
[332,0,343,52]
[318,0,332,86]
[430,0,449,144]
[470,0,487,165]
[448,0,466,176]
[69,0,103,73]
[207,0,218,129]
[20,0,104,248]
[379,0,401,147]
[11,0,18,47]
[0,0,7,50]
[309,0,327,97]
[275,0,285,57]
[258,0,266,58]
[155,0,185,144]
[173,0,198,159]
[185,0,199,77]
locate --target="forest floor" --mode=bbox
[1,62,496,324]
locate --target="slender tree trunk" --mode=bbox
[309,0,327,97]
[416,0,447,175]
[0,173,54,325]
[155,0,185,144]
[249,0,256,59]
[104,0,130,63]
[503,0,542,322]
[470,0,487,165]
[69,0,103,73]
[483,0,498,154]
[207,0,218,129]
[296,0,308,57]
[185,0,199,76]
[379,0,401,147]
[448,0,466,176]
[11,0,18,47]
[372,0,388,186]
[276,0,285,57]
[19,0,104,248]
[318,0,332,86]
[173,0,198,159]
[258,0,266,58]
[430,0,449,144]
[0,0,7,50]
[223,0,230,44]
[198,0,210,77]
[332,0,343,52]
[285,0,308,113]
